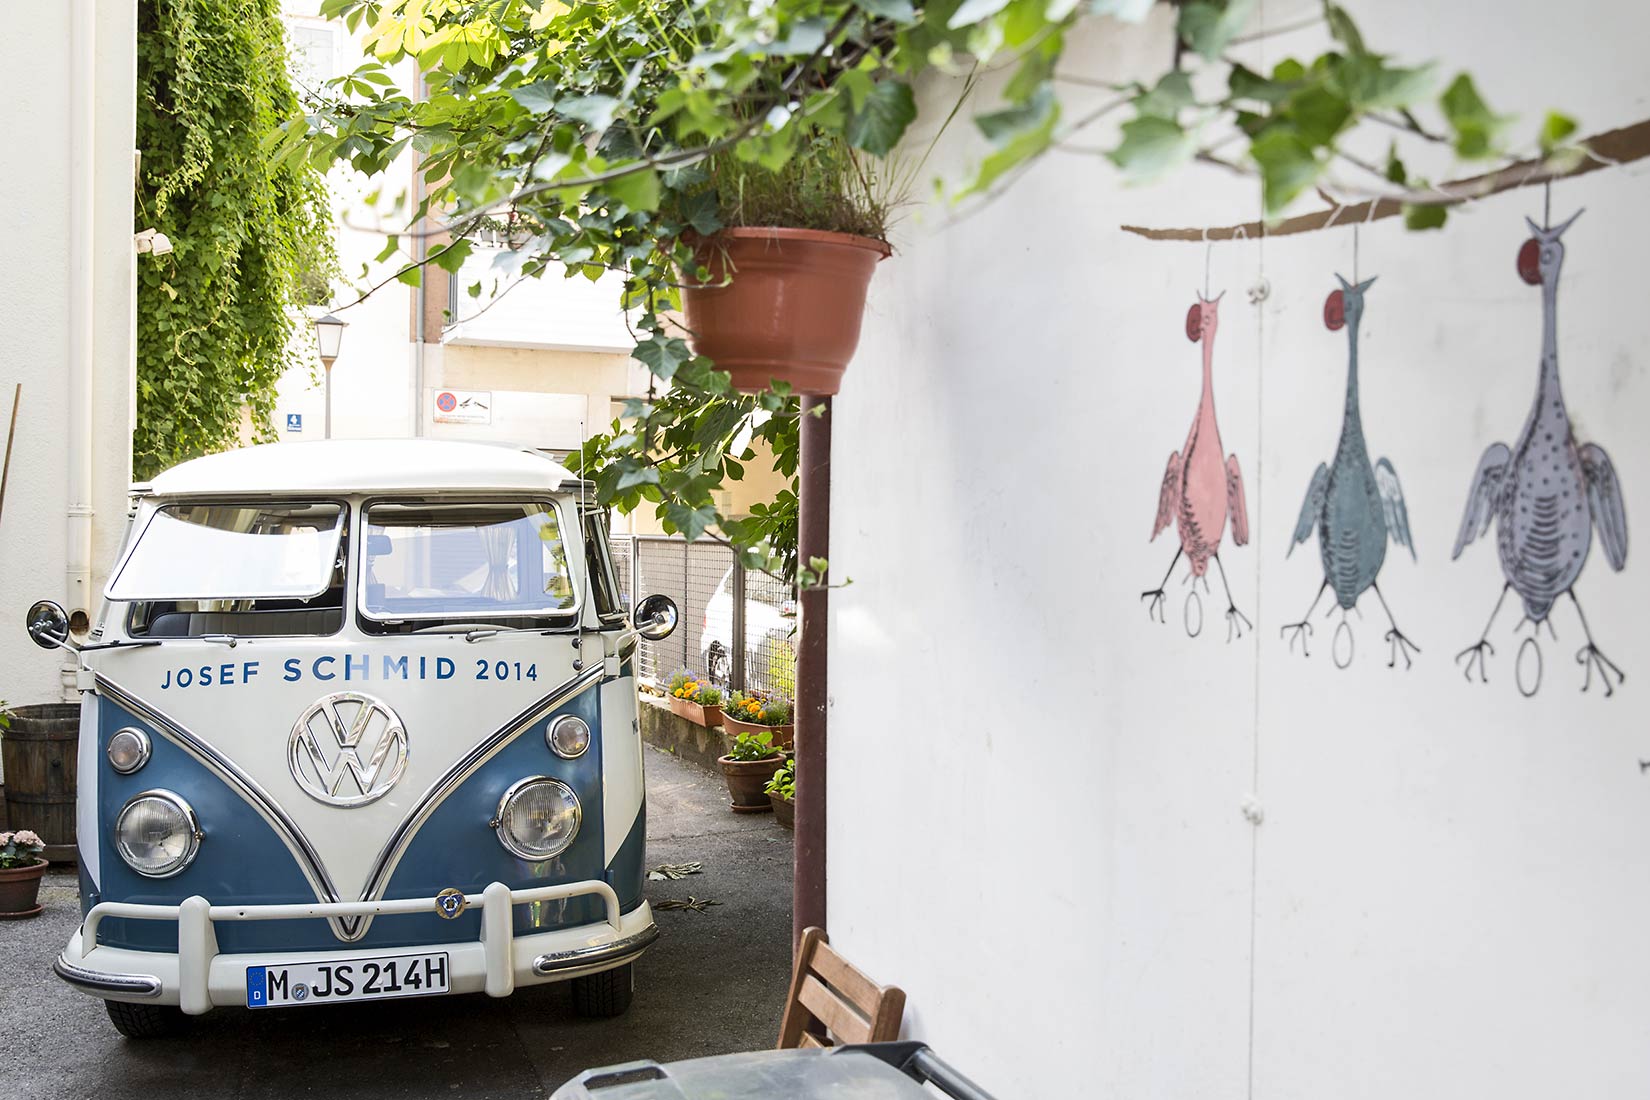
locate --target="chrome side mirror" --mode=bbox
[633,594,679,642]
[26,600,76,653]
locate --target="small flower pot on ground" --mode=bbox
[718,731,785,814]
[766,758,795,830]
[681,227,891,396]
[0,831,49,919]
[665,669,724,728]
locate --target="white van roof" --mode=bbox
[146,439,583,497]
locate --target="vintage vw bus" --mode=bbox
[25,439,679,1038]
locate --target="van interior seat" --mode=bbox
[145,608,343,638]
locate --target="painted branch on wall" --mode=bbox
[1120,119,1650,241]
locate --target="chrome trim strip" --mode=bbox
[53,955,164,999]
[357,665,606,914]
[93,677,358,940]
[532,925,659,976]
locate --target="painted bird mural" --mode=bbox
[1452,210,1628,695]
[1282,274,1419,668]
[1142,291,1252,641]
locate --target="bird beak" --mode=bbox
[1357,275,1378,294]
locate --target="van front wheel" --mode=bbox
[105,999,187,1039]
[571,963,634,1018]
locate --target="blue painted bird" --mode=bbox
[1452,210,1627,695]
[1282,274,1419,668]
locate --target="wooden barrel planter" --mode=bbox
[3,703,80,862]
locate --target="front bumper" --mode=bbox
[54,879,657,1013]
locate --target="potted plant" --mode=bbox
[718,731,785,813]
[765,758,795,830]
[679,136,894,396]
[722,690,794,747]
[0,830,48,919]
[666,669,724,728]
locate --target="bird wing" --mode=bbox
[1288,463,1330,557]
[1374,457,1416,561]
[1451,442,1511,560]
[1372,455,1412,560]
[1226,454,1249,546]
[1580,442,1628,570]
[1152,451,1182,541]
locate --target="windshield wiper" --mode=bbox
[79,638,164,652]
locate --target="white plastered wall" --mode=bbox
[826,2,1650,1097]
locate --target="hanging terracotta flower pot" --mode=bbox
[681,227,892,395]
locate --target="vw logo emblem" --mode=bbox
[288,691,409,807]
[434,888,467,920]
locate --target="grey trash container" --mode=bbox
[551,1042,996,1100]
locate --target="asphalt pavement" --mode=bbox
[0,745,794,1100]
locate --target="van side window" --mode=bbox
[121,502,348,638]
[583,509,624,621]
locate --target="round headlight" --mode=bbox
[107,728,151,774]
[493,778,580,861]
[547,715,591,759]
[115,791,201,878]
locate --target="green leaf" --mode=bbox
[1539,111,1578,156]
[1440,73,1507,159]
[1134,71,1195,120]
[560,94,619,131]
[1229,64,1287,105]
[1178,0,1255,61]
[949,0,1012,30]
[962,85,1059,196]
[616,463,662,490]
[855,0,917,23]
[508,81,558,114]
[1323,3,1367,57]
[607,167,661,212]
[664,501,719,542]
[1108,116,1196,181]
[1286,86,1352,146]
[1402,203,1447,231]
[846,81,917,157]
[431,238,474,274]
[1384,142,1407,185]
[1249,128,1323,214]
[632,335,691,379]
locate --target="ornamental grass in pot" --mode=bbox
[679,135,894,396]
[718,731,786,814]
[721,690,794,747]
[0,830,49,919]
[666,668,724,728]
[765,757,795,830]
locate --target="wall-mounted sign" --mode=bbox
[432,389,492,425]
[285,413,303,433]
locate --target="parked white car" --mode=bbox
[698,567,796,694]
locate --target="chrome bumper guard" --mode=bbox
[62,879,651,1012]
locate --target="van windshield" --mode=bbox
[109,502,345,601]
[361,501,576,623]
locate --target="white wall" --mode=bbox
[827,2,1650,1096]
[0,1,135,707]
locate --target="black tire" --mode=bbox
[105,999,188,1039]
[571,962,635,1018]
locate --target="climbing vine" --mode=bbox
[134,0,336,480]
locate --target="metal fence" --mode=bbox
[612,535,797,701]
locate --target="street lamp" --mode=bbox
[311,313,348,439]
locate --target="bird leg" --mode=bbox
[1140,547,1182,624]
[1569,590,1625,697]
[1372,583,1420,670]
[1281,580,1327,656]
[1213,555,1252,642]
[1455,583,1509,684]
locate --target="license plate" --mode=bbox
[246,952,450,1008]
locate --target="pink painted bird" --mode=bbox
[1141,292,1252,640]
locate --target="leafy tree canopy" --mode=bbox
[136,0,337,480]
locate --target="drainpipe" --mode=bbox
[64,0,97,698]
[793,395,830,944]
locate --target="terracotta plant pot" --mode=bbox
[0,858,49,919]
[718,755,785,814]
[668,695,723,728]
[770,793,795,830]
[681,227,892,395]
[721,714,795,749]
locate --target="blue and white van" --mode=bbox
[26,439,679,1038]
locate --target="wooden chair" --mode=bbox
[777,926,906,1050]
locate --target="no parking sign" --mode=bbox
[432,389,491,424]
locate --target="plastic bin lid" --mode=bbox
[550,1048,932,1100]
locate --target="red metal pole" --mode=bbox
[793,395,830,946]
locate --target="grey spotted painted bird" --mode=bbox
[1452,210,1628,694]
[1281,274,1419,668]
